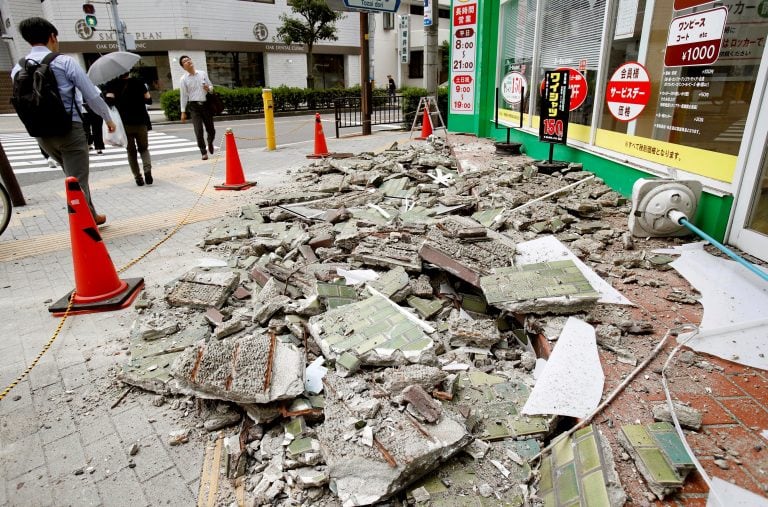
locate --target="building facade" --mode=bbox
[448,0,768,262]
[0,0,363,103]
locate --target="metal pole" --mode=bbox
[262,89,276,150]
[109,0,127,51]
[424,0,438,96]
[360,13,372,136]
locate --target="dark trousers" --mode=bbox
[37,122,98,216]
[83,110,105,151]
[187,102,215,154]
[124,124,151,178]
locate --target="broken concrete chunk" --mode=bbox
[169,331,305,404]
[446,315,502,348]
[367,266,410,302]
[378,364,447,396]
[318,374,471,506]
[166,269,239,310]
[480,260,599,315]
[652,402,703,430]
[136,319,180,342]
[308,293,436,366]
[402,384,442,423]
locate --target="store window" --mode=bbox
[497,0,536,120]
[597,1,768,182]
[535,0,605,131]
[206,51,265,88]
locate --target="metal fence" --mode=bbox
[333,95,404,138]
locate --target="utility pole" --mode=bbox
[109,0,127,51]
[423,0,438,96]
[360,13,372,135]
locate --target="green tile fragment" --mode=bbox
[637,448,682,485]
[557,462,579,503]
[552,433,575,467]
[581,469,611,507]
[576,433,601,472]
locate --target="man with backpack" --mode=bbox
[10,17,116,225]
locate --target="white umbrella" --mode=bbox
[87,51,141,85]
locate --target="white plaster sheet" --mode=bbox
[706,476,768,507]
[515,235,633,305]
[656,243,768,371]
[521,317,604,419]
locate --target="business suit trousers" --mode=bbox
[187,102,215,154]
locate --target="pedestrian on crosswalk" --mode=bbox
[178,55,216,160]
[10,17,116,225]
[105,73,153,186]
[83,86,106,155]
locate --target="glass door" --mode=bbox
[729,48,768,262]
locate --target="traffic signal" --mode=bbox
[82,4,97,27]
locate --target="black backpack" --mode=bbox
[11,52,74,138]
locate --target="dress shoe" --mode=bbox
[202,154,209,160]
[135,175,144,186]
[47,159,57,168]
[94,214,107,225]
[144,172,153,185]
[208,142,215,154]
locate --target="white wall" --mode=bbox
[264,53,308,88]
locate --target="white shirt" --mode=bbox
[179,70,213,111]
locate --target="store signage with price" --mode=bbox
[664,7,727,67]
[538,70,569,144]
[450,1,477,115]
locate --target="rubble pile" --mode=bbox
[119,137,702,505]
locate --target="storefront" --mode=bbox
[448,0,768,262]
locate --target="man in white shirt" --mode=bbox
[178,55,215,160]
[11,17,116,225]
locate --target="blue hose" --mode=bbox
[676,216,768,283]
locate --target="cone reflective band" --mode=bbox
[214,129,256,190]
[307,113,330,158]
[48,177,143,316]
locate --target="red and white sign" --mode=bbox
[606,62,651,122]
[673,0,711,10]
[539,67,588,111]
[450,0,478,115]
[501,71,526,105]
[664,7,727,67]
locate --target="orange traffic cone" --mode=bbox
[215,129,256,190]
[307,113,331,158]
[416,108,433,140]
[48,177,143,316]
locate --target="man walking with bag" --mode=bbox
[11,17,116,225]
[105,73,153,186]
[178,55,215,160]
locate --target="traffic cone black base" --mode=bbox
[48,278,144,316]
[214,181,256,191]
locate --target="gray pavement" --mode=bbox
[0,118,417,506]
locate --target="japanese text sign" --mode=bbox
[450,0,478,115]
[539,70,569,144]
[606,62,651,122]
[665,7,727,67]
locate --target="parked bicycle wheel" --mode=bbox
[0,181,11,236]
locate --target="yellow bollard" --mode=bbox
[262,88,276,151]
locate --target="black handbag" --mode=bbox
[206,92,224,115]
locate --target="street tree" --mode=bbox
[276,0,343,89]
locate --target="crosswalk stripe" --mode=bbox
[2,132,201,174]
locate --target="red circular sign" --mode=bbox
[606,62,651,122]
[539,67,588,111]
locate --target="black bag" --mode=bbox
[206,92,224,116]
[11,52,73,138]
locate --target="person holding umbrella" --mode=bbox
[178,55,216,160]
[105,73,153,186]
[11,17,116,225]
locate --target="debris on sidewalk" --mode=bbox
[114,136,722,505]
